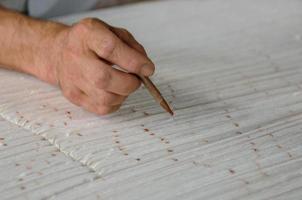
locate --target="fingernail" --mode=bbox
[141,64,154,76]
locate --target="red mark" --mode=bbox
[276,144,282,149]
[202,139,209,143]
[144,128,149,132]
[233,123,239,127]
[267,133,274,138]
[64,122,67,126]
[150,133,155,136]
[228,169,235,174]
[26,165,32,170]
[203,163,211,168]
[192,161,199,166]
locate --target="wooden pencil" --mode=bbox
[138,75,174,116]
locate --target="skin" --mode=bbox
[0,6,155,115]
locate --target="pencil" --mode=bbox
[138,75,174,116]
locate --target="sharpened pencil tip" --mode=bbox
[139,76,174,117]
[161,100,174,116]
[168,109,174,116]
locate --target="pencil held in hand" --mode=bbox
[138,75,174,116]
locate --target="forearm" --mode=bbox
[0,6,68,84]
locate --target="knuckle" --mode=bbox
[78,18,98,28]
[94,70,111,89]
[120,28,131,36]
[119,27,134,39]
[127,58,141,74]
[98,93,112,106]
[98,35,116,58]
[72,18,100,38]
[137,44,146,52]
[63,89,81,104]
[73,20,91,36]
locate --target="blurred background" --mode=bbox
[0,0,165,18]
[95,0,160,8]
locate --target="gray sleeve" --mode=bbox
[0,0,100,19]
[0,0,27,12]
[28,0,99,18]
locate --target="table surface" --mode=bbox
[1,0,302,199]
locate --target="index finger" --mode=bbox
[84,20,155,76]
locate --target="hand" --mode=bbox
[42,18,155,115]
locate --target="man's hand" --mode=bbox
[46,18,154,115]
[0,7,155,115]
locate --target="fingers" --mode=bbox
[106,66,141,95]
[110,27,148,56]
[81,99,121,115]
[78,18,155,76]
[61,82,122,115]
[60,83,88,107]
[57,18,153,115]
[78,57,141,96]
[93,35,154,76]
[77,80,128,106]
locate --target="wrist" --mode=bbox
[30,20,69,85]
[0,8,68,84]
